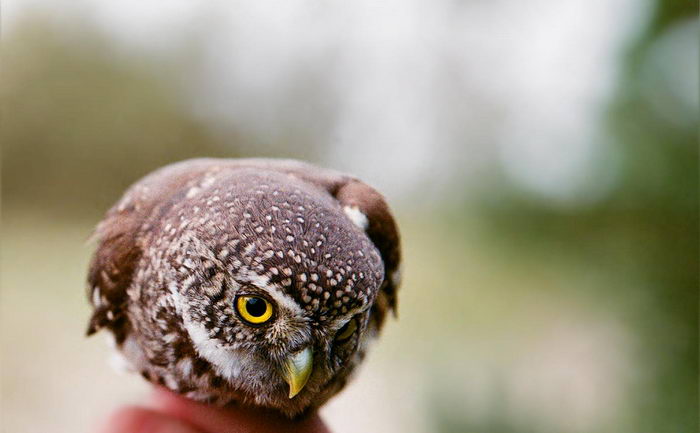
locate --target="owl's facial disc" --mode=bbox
[181,265,368,403]
[230,280,318,398]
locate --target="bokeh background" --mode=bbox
[2,1,697,432]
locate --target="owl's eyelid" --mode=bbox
[237,279,306,317]
[335,317,352,331]
[334,317,358,342]
[332,306,369,331]
[333,313,362,333]
[235,289,276,306]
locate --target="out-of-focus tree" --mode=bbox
[456,1,698,431]
[1,15,236,218]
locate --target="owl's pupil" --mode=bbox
[246,298,266,317]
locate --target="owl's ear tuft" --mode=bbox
[86,307,108,336]
[86,307,130,345]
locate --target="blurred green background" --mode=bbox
[1,1,697,432]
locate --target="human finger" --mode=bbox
[152,387,331,433]
[98,405,206,433]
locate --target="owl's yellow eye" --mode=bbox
[335,318,358,342]
[236,295,274,325]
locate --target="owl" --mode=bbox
[86,158,401,417]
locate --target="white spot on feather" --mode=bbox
[106,334,143,375]
[344,206,369,230]
[186,186,200,198]
[177,357,193,377]
[92,287,101,307]
[391,266,403,287]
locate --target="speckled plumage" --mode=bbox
[86,158,401,417]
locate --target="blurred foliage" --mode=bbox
[1,14,331,219]
[453,1,698,432]
[1,15,235,218]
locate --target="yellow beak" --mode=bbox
[281,347,313,398]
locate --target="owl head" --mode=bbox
[86,159,401,416]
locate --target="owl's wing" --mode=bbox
[86,204,142,339]
[86,161,221,338]
[334,179,401,328]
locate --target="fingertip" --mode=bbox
[152,387,332,433]
[97,406,205,433]
[98,406,149,433]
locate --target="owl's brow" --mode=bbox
[235,268,305,317]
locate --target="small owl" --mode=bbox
[86,158,401,417]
